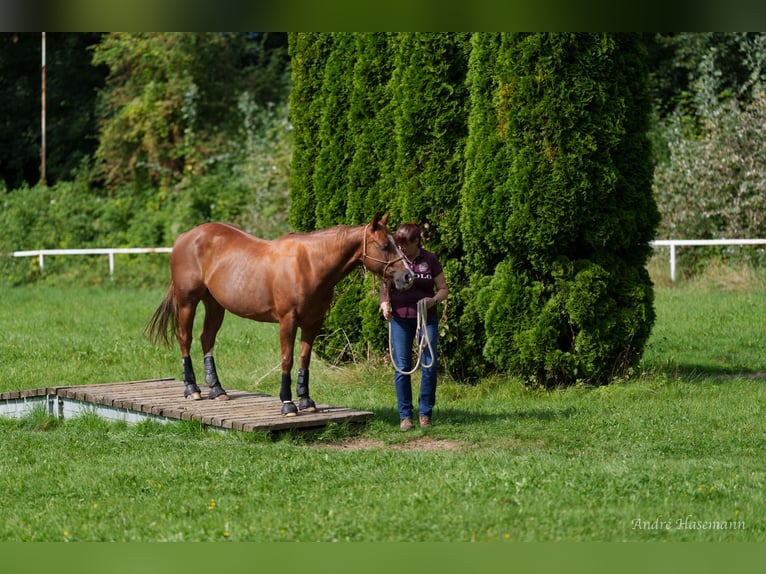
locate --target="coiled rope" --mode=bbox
[388,297,434,375]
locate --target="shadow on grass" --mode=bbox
[370,405,577,427]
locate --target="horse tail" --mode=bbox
[145,280,178,348]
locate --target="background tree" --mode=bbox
[647,33,766,122]
[89,32,292,245]
[451,31,505,379]
[648,32,766,270]
[0,32,105,189]
[1,32,293,285]
[389,32,471,260]
[312,32,357,227]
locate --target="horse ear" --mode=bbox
[373,212,389,230]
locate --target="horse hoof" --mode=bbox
[208,385,228,400]
[281,401,298,417]
[184,383,202,400]
[299,397,317,412]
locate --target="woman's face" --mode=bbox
[399,238,419,259]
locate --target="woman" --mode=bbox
[380,222,448,431]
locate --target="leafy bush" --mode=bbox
[653,93,766,269]
[0,180,102,284]
[0,97,293,287]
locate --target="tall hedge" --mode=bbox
[326,33,399,358]
[345,32,397,222]
[448,32,506,378]
[311,33,357,227]
[289,33,659,386]
[389,33,471,260]
[472,33,659,386]
[461,32,506,276]
[291,33,472,363]
[288,33,334,232]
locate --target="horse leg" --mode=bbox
[296,325,320,412]
[177,300,202,401]
[201,294,228,401]
[278,315,298,416]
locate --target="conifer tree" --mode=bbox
[288,33,659,385]
[312,33,357,227]
[288,33,333,231]
[461,32,507,276]
[389,32,471,260]
[345,32,397,222]
[476,33,659,386]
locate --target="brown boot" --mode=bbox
[400,418,413,432]
[419,415,431,428]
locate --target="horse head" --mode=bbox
[363,213,414,291]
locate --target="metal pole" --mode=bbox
[40,32,47,186]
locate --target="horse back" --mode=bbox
[170,223,310,321]
[173,222,265,259]
[170,223,267,285]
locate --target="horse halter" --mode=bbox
[360,224,406,276]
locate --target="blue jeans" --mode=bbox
[390,316,438,420]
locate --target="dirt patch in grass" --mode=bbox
[322,436,464,452]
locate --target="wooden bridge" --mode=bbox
[0,378,373,432]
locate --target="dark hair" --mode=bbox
[394,222,421,246]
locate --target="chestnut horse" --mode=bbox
[146,213,413,415]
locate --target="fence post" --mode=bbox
[669,243,676,282]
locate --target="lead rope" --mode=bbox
[389,297,434,375]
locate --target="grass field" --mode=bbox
[1,275,765,542]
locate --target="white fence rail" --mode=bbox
[651,239,766,282]
[5,240,766,283]
[7,247,172,278]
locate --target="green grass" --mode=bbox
[0,282,765,541]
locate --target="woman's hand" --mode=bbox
[381,301,393,320]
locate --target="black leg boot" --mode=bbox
[182,356,201,400]
[280,372,297,416]
[204,355,228,400]
[297,368,316,412]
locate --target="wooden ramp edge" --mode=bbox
[0,378,374,432]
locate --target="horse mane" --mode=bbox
[283,225,356,245]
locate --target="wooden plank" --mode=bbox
[1,386,66,400]
[18,388,49,399]
[1,378,373,432]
